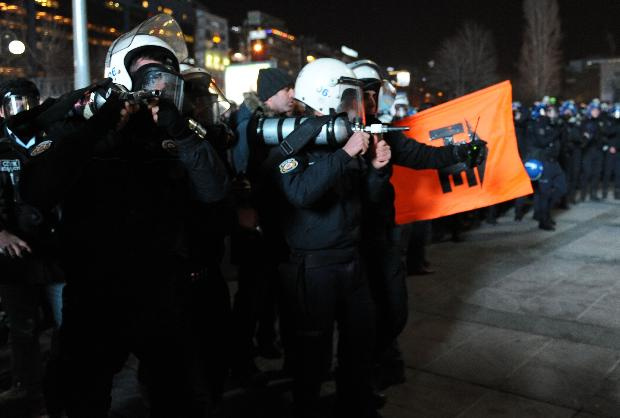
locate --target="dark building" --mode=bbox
[0,0,199,96]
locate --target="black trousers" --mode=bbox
[56,262,223,418]
[279,249,376,417]
[580,147,603,197]
[566,148,582,199]
[602,151,619,194]
[231,229,279,365]
[535,161,567,223]
[363,232,408,359]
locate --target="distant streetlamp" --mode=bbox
[8,39,25,55]
[1,32,26,55]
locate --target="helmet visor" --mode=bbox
[183,72,231,124]
[378,80,396,115]
[2,94,39,117]
[105,14,188,69]
[136,65,185,111]
[336,77,365,124]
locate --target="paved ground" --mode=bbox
[3,197,620,417]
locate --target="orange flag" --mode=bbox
[391,80,533,224]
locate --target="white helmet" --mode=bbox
[104,14,188,91]
[391,93,410,119]
[180,63,231,123]
[348,59,382,81]
[295,58,365,123]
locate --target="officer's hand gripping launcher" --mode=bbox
[257,113,409,147]
[71,83,161,120]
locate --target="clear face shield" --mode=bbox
[132,64,184,111]
[378,81,396,116]
[335,77,365,125]
[1,94,39,117]
[105,14,188,72]
[182,72,231,125]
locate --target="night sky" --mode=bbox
[206,0,620,78]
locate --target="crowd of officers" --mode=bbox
[512,98,620,230]
[0,13,501,418]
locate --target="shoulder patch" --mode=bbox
[30,140,53,157]
[279,158,299,174]
[161,139,178,154]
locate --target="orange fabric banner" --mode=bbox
[392,80,533,224]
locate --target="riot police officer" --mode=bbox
[558,100,583,204]
[580,101,606,201]
[527,103,567,230]
[273,58,390,418]
[18,15,230,418]
[0,78,64,417]
[607,103,620,199]
[601,103,619,199]
[348,59,487,389]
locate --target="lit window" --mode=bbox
[142,0,148,7]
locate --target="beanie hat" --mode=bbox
[257,68,293,102]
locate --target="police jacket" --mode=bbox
[581,117,607,151]
[527,117,561,161]
[0,125,63,284]
[560,117,583,151]
[274,146,390,252]
[19,106,230,280]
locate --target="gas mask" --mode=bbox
[131,63,184,111]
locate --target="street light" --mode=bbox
[8,39,25,55]
[1,31,26,55]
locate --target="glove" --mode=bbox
[155,99,191,139]
[455,139,488,168]
[86,94,123,132]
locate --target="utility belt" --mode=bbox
[290,247,359,268]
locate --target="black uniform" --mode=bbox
[19,102,230,418]
[527,116,567,228]
[274,146,389,418]
[607,117,620,198]
[361,122,462,377]
[559,115,583,203]
[0,125,64,411]
[601,114,618,198]
[580,116,606,200]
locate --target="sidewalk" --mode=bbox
[383,198,620,417]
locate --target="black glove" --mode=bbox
[156,99,191,139]
[86,94,123,132]
[455,139,488,168]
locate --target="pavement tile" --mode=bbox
[502,340,620,410]
[457,391,576,418]
[399,316,487,368]
[577,295,620,329]
[556,227,620,262]
[458,287,525,314]
[582,362,620,417]
[519,295,592,321]
[422,327,550,387]
[554,204,612,223]
[384,369,488,418]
